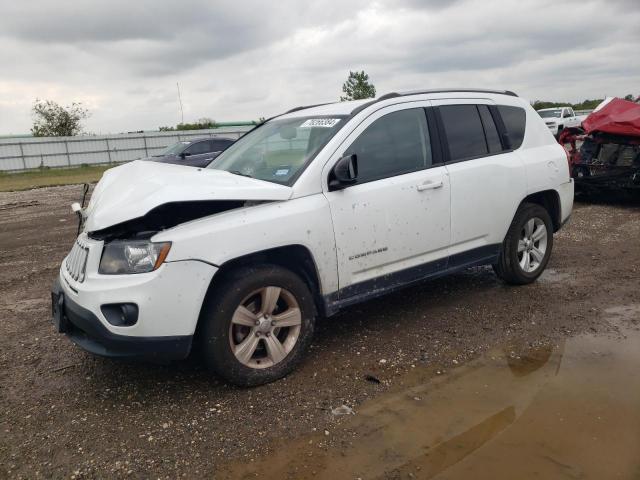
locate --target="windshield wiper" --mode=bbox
[228,170,253,178]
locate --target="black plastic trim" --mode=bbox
[323,244,501,315]
[51,279,192,360]
[425,107,445,166]
[488,105,511,150]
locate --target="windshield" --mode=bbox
[209,116,346,185]
[538,109,562,119]
[156,141,190,156]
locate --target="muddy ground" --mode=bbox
[0,185,639,479]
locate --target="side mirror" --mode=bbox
[329,154,358,190]
[179,152,191,159]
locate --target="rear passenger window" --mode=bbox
[345,108,431,184]
[478,105,502,153]
[439,105,488,161]
[497,105,526,149]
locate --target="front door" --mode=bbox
[323,104,451,298]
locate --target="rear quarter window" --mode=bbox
[497,105,526,149]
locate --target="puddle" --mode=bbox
[221,305,640,479]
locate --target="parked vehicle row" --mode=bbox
[537,106,581,138]
[52,89,573,386]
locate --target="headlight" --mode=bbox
[99,240,171,274]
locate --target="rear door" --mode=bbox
[432,100,526,265]
[323,103,451,297]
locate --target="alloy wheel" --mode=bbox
[518,217,548,273]
[228,286,302,369]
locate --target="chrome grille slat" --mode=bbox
[64,236,89,283]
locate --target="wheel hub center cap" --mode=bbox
[257,316,272,333]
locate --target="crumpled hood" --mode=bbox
[84,160,292,231]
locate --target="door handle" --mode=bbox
[417,180,443,191]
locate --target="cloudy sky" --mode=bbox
[0,0,638,135]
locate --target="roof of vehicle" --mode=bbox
[537,107,569,111]
[279,89,520,120]
[175,137,235,143]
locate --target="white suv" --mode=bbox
[52,89,574,386]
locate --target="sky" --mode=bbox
[0,0,638,135]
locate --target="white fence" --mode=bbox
[0,127,253,172]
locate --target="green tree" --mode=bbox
[176,117,218,130]
[624,94,634,101]
[532,98,605,111]
[340,70,376,101]
[31,99,89,137]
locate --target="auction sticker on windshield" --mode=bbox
[300,119,341,128]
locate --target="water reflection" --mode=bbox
[222,315,640,480]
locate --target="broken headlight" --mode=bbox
[99,240,171,275]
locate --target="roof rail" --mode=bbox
[350,88,518,116]
[284,102,335,114]
[241,101,337,134]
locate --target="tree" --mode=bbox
[176,117,218,130]
[340,70,376,101]
[532,98,605,111]
[31,99,89,137]
[624,94,635,101]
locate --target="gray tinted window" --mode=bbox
[439,105,488,161]
[497,105,526,149]
[478,105,502,153]
[346,108,431,184]
[209,139,232,152]
[185,141,211,155]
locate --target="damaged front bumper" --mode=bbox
[52,240,218,360]
[51,278,193,360]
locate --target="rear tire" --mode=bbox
[199,265,316,387]
[493,203,553,285]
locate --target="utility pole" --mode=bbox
[177,82,184,124]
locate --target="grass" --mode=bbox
[0,165,114,192]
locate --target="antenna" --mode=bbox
[176,82,184,124]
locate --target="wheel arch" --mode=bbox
[196,245,325,334]
[520,189,562,232]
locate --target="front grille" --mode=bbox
[65,237,89,282]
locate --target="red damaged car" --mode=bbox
[560,97,640,196]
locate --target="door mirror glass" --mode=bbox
[179,152,191,158]
[329,154,358,190]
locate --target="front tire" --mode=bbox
[199,265,316,387]
[493,203,553,285]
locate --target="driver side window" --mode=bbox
[344,108,431,184]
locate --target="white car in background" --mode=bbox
[52,89,574,386]
[537,107,582,137]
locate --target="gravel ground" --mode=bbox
[1,185,639,478]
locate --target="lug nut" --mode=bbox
[255,320,260,326]
[266,332,271,337]
[255,332,260,337]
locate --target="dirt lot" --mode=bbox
[1,185,639,478]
